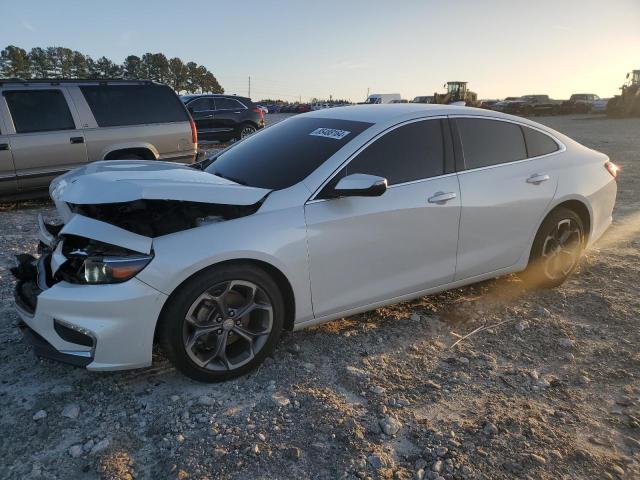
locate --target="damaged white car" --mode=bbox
[12,105,618,382]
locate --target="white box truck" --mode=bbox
[363,93,401,104]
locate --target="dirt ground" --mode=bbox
[0,114,638,480]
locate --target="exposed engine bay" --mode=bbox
[68,199,263,237]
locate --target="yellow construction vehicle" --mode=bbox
[433,81,479,106]
[607,70,640,117]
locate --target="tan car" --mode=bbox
[0,79,197,200]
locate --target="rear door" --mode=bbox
[212,97,247,133]
[452,117,560,280]
[186,97,216,138]
[3,88,87,192]
[0,109,17,195]
[305,118,460,318]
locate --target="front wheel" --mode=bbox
[158,264,284,382]
[520,208,585,289]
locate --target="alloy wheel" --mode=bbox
[541,218,583,280]
[182,280,273,371]
[240,125,256,138]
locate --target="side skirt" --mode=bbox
[292,263,527,331]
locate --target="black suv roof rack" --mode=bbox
[0,78,157,86]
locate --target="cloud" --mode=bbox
[328,61,369,70]
[21,20,35,32]
[120,31,133,42]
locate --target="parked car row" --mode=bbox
[485,93,605,116]
[262,102,352,114]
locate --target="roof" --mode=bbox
[302,104,564,140]
[181,93,250,101]
[303,103,508,123]
[0,78,156,86]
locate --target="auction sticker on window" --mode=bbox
[309,127,351,140]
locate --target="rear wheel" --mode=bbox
[521,207,585,289]
[158,264,284,382]
[236,123,257,140]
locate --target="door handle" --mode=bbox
[526,173,550,184]
[203,114,214,118]
[0,143,8,151]
[70,136,84,144]
[428,191,457,204]
[233,111,241,114]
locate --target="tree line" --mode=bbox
[0,45,223,94]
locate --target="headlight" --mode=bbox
[83,255,153,284]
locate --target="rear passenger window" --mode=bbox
[188,98,213,112]
[4,90,75,133]
[457,118,526,169]
[522,126,559,157]
[215,98,245,110]
[345,120,444,185]
[80,85,189,127]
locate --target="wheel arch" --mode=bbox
[525,197,592,265]
[154,258,297,342]
[240,120,260,129]
[104,147,156,160]
[101,142,159,160]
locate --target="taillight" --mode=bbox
[605,161,619,180]
[189,117,197,145]
[253,107,264,118]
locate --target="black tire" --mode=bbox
[236,123,257,140]
[158,264,284,382]
[520,207,585,289]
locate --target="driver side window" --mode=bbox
[318,119,445,198]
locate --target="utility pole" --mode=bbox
[366,87,370,100]
[248,76,251,98]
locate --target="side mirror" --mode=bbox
[332,173,387,198]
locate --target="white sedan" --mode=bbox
[12,105,618,382]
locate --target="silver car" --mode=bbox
[13,105,618,382]
[0,79,197,200]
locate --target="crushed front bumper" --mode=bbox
[12,249,168,371]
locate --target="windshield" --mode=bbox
[206,116,373,190]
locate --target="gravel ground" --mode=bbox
[0,114,639,480]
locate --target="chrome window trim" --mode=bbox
[449,114,567,175]
[306,115,449,204]
[214,97,248,111]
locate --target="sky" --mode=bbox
[2,0,639,102]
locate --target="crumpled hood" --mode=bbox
[50,160,271,206]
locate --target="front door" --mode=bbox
[3,88,88,192]
[305,119,460,318]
